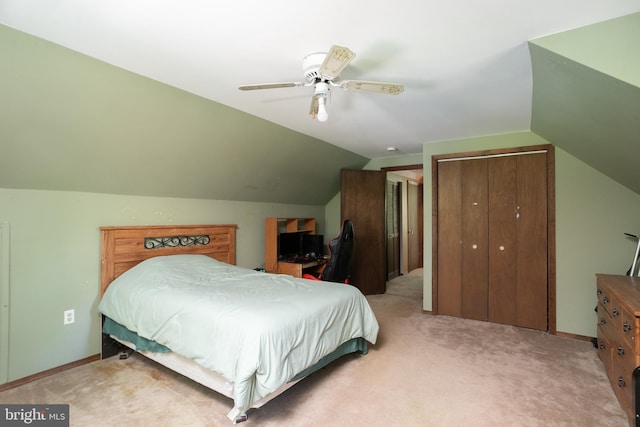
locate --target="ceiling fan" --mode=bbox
[239,45,404,122]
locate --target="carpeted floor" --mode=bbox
[385,268,423,299]
[1,272,627,426]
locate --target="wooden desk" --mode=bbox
[265,217,323,277]
[275,259,327,278]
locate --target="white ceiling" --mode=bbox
[1,1,639,159]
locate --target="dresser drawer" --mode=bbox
[608,293,624,325]
[597,302,614,341]
[610,360,633,423]
[620,307,639,353]
[597,325,612,370]
[612,338,638,376]
[597,283,613,316]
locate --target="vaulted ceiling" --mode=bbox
[1,2,639,204]
[2,1,638,159]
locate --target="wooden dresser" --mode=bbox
[596,273,640,425]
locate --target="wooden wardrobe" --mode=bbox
[433,145,555,332]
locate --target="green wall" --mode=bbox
[531,12,640,87]
[0,189,324,382]
[529,13,640,197]
[423,132,640,337]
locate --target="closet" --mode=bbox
[434,145,554,331]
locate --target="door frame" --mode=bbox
[386,179,402,280]
[406,180,424,272]
[431,145,556,334]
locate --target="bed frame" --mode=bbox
[100,224,296,423]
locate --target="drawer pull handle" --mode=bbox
[597,289,602,296]
[612,308,619,317]
[603,296,609,305]
[617,346,625,356]
[599,341,606,350]
[624,321,632,332]
[618,376,626,388]
[599,318,607,326]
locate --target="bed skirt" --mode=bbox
[103,316,368,421]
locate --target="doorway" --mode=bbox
[340,166,424,298]
[385,167,424,279]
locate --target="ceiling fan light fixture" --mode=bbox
[314,82,330,122]
[317,97,328,122]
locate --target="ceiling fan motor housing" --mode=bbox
[303,52,328,83]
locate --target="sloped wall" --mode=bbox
[529,13,640,195]
[0,24,368,206]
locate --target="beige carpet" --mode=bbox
[1,274,627,426]
[385,268,423,299]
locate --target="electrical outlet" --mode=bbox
[64,309,75,325]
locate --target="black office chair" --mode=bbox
[319,219,354,283]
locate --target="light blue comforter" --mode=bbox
[98,254,379,416]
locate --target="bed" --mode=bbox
[98,224,379,423]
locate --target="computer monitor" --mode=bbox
[302,234,324,258]
[278,232,304,259]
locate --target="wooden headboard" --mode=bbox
[100,224,237,297]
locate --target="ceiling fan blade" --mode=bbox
[319,45,356,80]
[341,80,404,95]
[238,82,303,91]
[309,96,319,119]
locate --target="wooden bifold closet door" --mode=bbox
[436,149,549,331]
